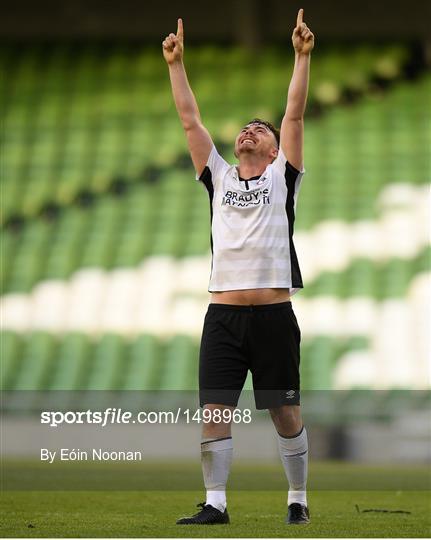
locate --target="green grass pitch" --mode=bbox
[1,463,430,538]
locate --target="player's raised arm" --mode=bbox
[162,18,213,176]
[280,8,314,171]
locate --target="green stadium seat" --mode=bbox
[13,332,57,390]
[85,334,125,390]
[159,335,198,391]
[49,333,91,390]
[301,337,336,390]
[124,334,161,391]
[0,331,23,390]
[1,232,17,293]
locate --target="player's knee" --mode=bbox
[269,405,302,436]
[201,404,233,438]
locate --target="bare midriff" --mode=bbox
[211,288,291,305]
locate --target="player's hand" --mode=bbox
[292,9,314,55]
[162,18,184,64]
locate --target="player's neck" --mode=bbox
[237,155,269,179]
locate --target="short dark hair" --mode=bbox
[246,118,280,147]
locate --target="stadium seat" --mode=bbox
[0,331,22,390]
[158,335,198,391]
[123,334,161,390]
[12,332,57,390]
[49,333,92,390]
[85,334,125,390]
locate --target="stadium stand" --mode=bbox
[2,73,429,295]
[1,43,411,225]
[1,44,430,395]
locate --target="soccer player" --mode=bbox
[162,8,314,525]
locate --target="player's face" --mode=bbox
[234,123,278,159]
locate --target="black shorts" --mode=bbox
[199,301,301,410]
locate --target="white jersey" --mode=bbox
[197,145,304,295]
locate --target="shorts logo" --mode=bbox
[285,390,296,399]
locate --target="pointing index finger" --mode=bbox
[296,8,304,26]
[177,18,184,39]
